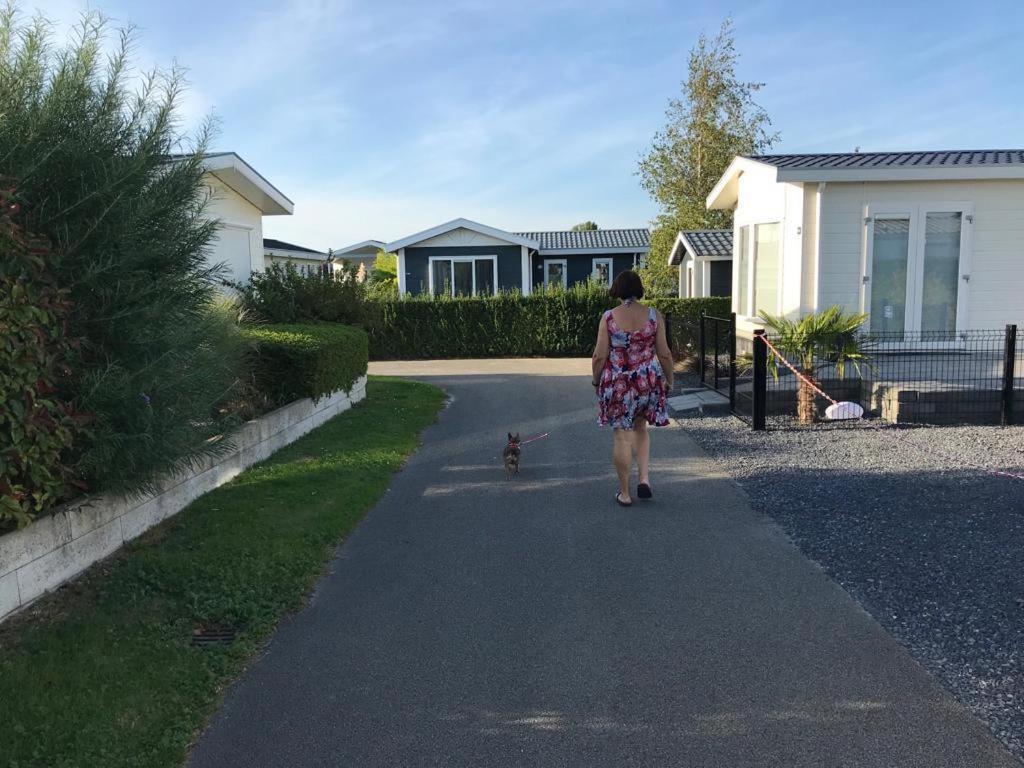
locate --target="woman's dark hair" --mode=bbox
[609,269,644,300]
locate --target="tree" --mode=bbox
[366,249,398,298]
[760,308,871,425]
[571,221,598,231]
[637,18,778,294]
[0,9,244,497]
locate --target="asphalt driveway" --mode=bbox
[188,360,1018,767]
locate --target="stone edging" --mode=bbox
[0,376,367,624]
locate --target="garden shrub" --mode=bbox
[242,324,369,406]
[0,191,83,528]
[365,283,730,359]
[235,262,369,325]
[0,11,247,499]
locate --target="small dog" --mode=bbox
[502,432,521,480]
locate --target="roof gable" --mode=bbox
[199,152,294,215]
[668,230,732,265]
[386,219,538,251]
[334,239,385,257]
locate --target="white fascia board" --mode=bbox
[538,246,649,256]
[265,248,329,261]
[203,152,294,215]
[334,239,386,256]
[667,232,689,266]
[774,166,1024,183]
[706,156,776,210]
[386,218,539,252]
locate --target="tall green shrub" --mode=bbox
[0,191,84,528]
[235,262,369,324]
[0,9,244,496]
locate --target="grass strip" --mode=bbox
[0,377,444,768]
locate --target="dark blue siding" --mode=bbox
[404,245,522,296]
[531,252,642,290]
[709,260,732,296]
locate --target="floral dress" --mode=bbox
[597,306,670,429]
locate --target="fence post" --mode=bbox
[1002,324,1017,426]
[698,311,706,388]
[752,329,767,431]
[713,316,720,391]
[728,312,737,410]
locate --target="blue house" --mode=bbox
[386,219,650,297]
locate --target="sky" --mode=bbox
[38,0,1024,251]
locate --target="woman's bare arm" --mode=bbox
[592,316,610,385]
[655,311,674,388]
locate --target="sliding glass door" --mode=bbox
[864,204,970,338]
[430,256,497,297]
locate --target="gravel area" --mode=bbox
[681,414,1024,760]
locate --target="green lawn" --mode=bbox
[0,377,444,768]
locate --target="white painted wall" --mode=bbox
[819,179,1024,328]
[205,176,264,285]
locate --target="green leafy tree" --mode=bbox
[638,17,778,295]
[760,308,871,424]
[0,8,245,497]
[366,249,398,298]
[571,221,598,231]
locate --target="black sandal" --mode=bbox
[615,492,633,507]
[637,483,652,500]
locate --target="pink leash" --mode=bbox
[758,335,1024,483]
[517,432,550,446]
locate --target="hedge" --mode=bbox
[242,323,369,406]
[364,292,731,360]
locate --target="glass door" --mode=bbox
[867,215,911,334]
[917,211,963,336]
[452,260,473,296]
[544,259,567,289]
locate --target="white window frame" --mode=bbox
[543,258,568,289]
[861,201,973,337]
[685,262,695,298]
[591,257,613,287]
[427,255,498,297]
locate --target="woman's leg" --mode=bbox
[613,428,633,502]
[634,418,650,486]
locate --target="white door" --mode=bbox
[863,204,971,337]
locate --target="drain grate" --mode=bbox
[191,625,237,648]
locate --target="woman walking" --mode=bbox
[592,270,673,507]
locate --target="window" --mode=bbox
[868,216,911,333]
[753,223,780,317]
[736,226,750,316]
[429,256,497,297]
[544,259,567,289]
[920,212,962,334]
[592,257,613,287]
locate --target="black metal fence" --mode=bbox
[697,312,737,412]
[741,326,1021,429]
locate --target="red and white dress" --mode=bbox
[597,307,669,429]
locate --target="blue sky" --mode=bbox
[42,0,1024,250]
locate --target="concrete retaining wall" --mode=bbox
[0,376,367,624]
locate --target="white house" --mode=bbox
[200,152,293,284]
[667,230,733,299]
[706,150,1024,338]
[263,238,331,276]
[333,239,385,278]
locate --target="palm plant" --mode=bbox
[759,307,872,424]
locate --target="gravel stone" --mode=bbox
[682,414,1024,759]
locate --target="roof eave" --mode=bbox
[540,246,649,256]
[333,239,386,256]
[706,156,776,210]
[203,153,294,215]
[775,166,1024,183]
[667,232,690,266]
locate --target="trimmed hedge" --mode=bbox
[242,323,369,406]
[365,292,731,360]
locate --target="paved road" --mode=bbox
[189,360,1018,767]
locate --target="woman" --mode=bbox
[592,270,673,507]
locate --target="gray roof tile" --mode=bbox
[514,228,650,251]
[751,150,1024,171]
[681,229,732,258]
